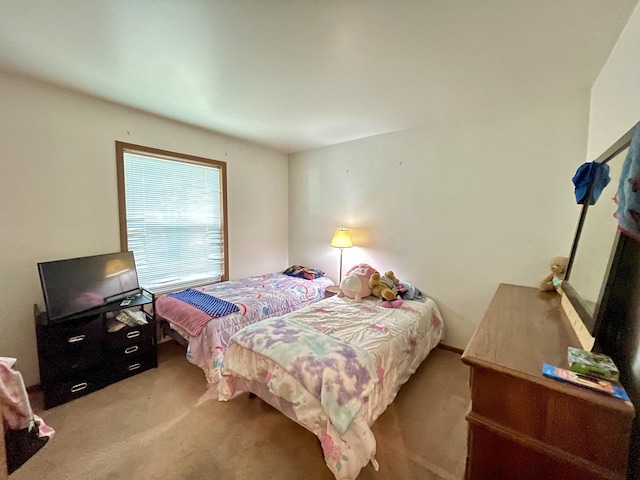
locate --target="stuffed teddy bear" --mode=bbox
[369,270,400,301]
[338,263,376,302]
[539,256,569,292]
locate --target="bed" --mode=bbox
[154,271,334,384]
[218,294,444,480]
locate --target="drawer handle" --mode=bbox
[124,345,139,355]
[68,335,86,343]
[71,382,88,393]
[127,363,141,371]
[126,331,141,339]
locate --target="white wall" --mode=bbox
[289,90,591,350]
[588,2,640,157]
[0,72,289,386]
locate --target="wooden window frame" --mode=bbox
[115,141,229,290]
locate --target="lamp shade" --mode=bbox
[330,227,353,249]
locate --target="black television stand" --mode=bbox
[34,289,157,409]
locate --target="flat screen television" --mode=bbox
[38,251,140,322]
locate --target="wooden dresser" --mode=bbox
[461,284,635,480]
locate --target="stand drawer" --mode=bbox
[36,299,157,409]
[37,317,105,383]
[37,315,104,352]
[43,370,106,409]
[106,353,155,383]
[39,351,104,387]
[106,338,154,361]
[106,322,153,349]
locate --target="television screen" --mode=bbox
[38,251,140,322]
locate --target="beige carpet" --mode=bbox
[14,342,470,480]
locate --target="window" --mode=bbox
[116,142,228,292]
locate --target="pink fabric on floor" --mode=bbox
[1,357,54,439]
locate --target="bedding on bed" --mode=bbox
[155,272,334,384]
[231,316,378,435]
[218,295,444,480]
[166,289,239,334]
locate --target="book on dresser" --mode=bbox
[567,346,620,381]
[541,364,630,401]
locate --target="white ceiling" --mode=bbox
[0,1,637,154]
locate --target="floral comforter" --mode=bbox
[231,316,378,435]
[155,272,334,384]
[219,295,444,480]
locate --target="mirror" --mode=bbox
[563,125,635,337]
[567,149,626,316]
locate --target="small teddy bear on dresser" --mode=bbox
[539,256,569,293]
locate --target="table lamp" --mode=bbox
[330,226,353,284]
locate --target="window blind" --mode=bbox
[123,152,224,291]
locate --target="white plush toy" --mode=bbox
[337,264,375,302]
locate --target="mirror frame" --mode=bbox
[563,125,634,338]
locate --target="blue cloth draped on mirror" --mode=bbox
[572,161,610,204]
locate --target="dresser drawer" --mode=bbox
[105,352,156,383]
[43,369,106,409]
[39,350,104,387]
[37,315,104,350]
[105,322,153,349]
[466,422,620,480]
[106,337,154,361]
[37,316,105,383]
[470,366,630,473]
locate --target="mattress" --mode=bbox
[155,272,334,384]
[218,295,444,480]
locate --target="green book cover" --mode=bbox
[567,347,620,381]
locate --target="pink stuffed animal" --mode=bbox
[337,263,377,302]
[345,263,378,278]
[381,297,403,308]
